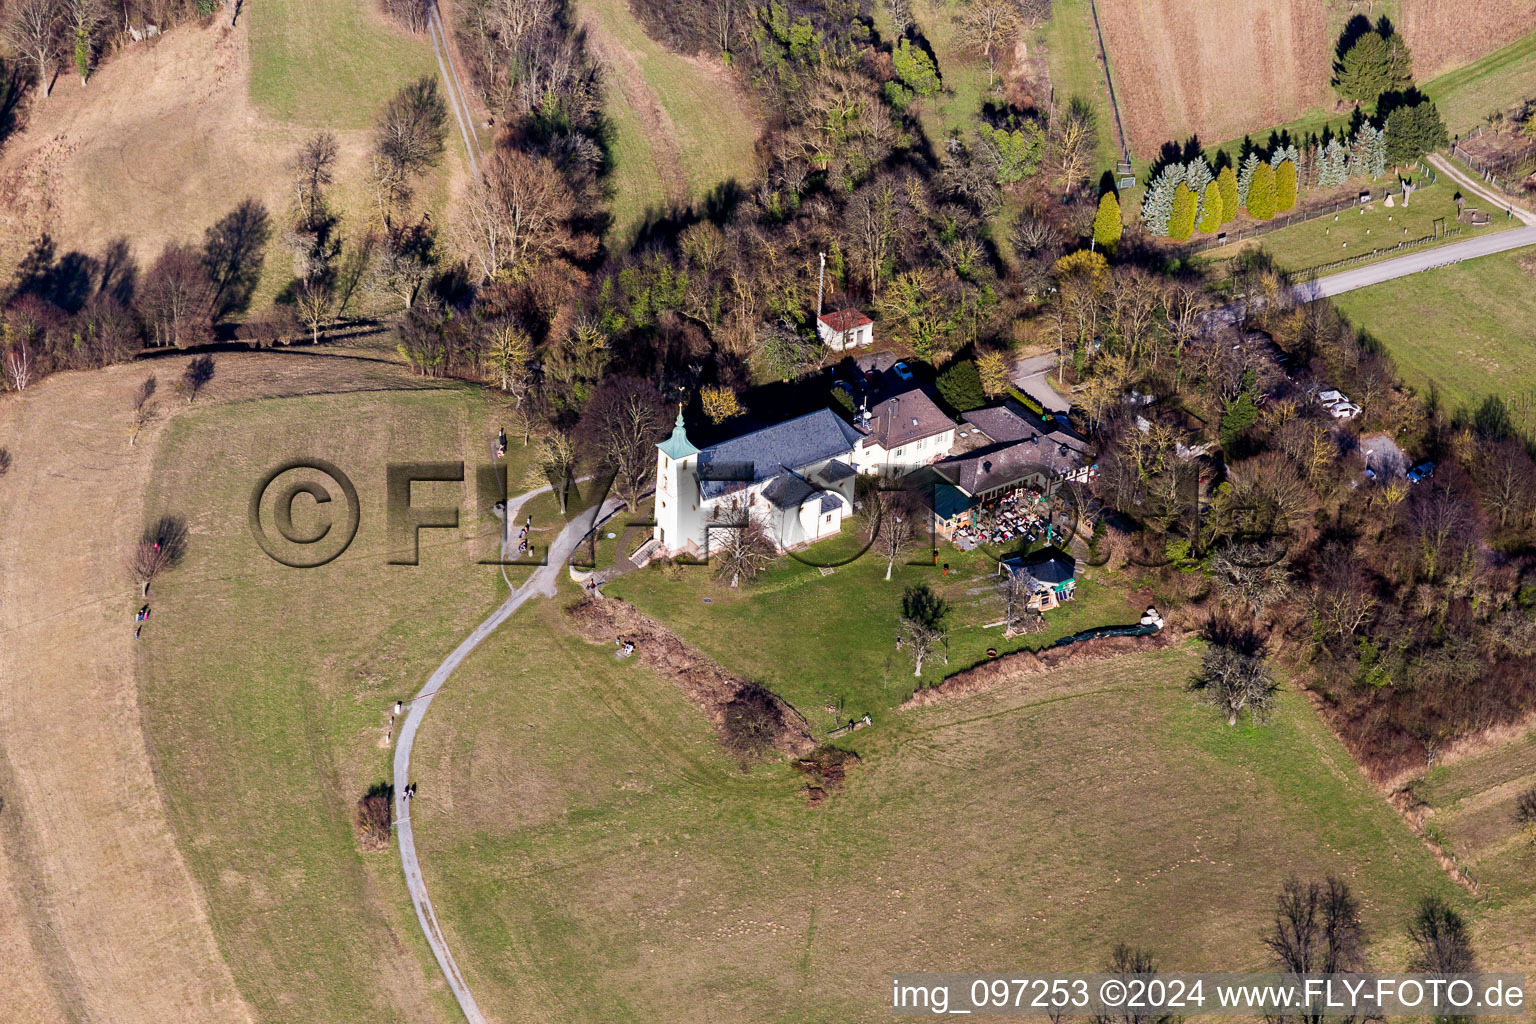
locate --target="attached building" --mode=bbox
[654,409,863,556]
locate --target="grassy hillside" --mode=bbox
[577,0,760,245]
[1200,181,1513,275]
[1330,250,1536,428]
[249,0,439,128]
[1424,30,1536,137]
[412,612,1457,1021]
[140,384,526,1023]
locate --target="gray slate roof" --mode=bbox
[935,435,1083,495]
[698,409,862,500]
[868,389,957,450]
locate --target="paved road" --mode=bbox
[1292,223,1536,301]
[1427,153,1536,226]
[1010,353,1071,413]
[393,488,621,1024]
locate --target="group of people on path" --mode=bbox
[133,603,151,639]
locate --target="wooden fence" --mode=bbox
[1452,129,1536,197]
[1292,226,1463,278]
[1188,160,1438,255]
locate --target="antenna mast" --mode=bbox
[816,251,826,319]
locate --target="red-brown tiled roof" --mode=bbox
[818,309,872,332]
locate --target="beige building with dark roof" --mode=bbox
[853,389,958,476]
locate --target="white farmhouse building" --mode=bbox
[654,408,865,556]
[853,389,958,476]
[816,309,874,351]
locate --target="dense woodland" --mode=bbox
[3,0,1536,781]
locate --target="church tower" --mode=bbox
[654,407,701,554]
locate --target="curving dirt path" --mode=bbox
[0,362,257,1024]
[393,488,622,1024]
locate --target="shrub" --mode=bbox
[722,683,788,757]
[937,359,986,412]
[1216,165,1239,223]
[356,784,392,850]
[1274,159,1297,212]
[700,385,743,423]
[1196,180,1223,234]
[1247,162,1277,220]
[1168,183,1197,241]
[1092,191,1122,250]
[893,39,940,97]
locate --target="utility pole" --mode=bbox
[817,251,826,319]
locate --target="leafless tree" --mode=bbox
[372,77,448,213]
[290,132,339,226]
[865,481,921,580]
[1002,569,1044,636]
[355,783,392,850]
[1408,485,1476,582]
[708,496,774,588]
[1514,786,1536,834]
[1263,876,1369,1024]
[4,0,61,101]
[881,0,911,34]
[458,148,586,281]
[380,0,429,31]
[574,376,667,511]
[900,583,949,677]
[1190,618,1277,726]
[1054,97,1095,196]
[722,682,788,758]
[128,514,187,595]
[958,0,1019,85]
[1212,541,1293,614]
[1093,945,1175,1024]
[290,275,335,344]
[139,244,215,348]
[128,374,156,447]
[4,343,32,391]
[1407,895,1476,978]
[526,429,578,512]
[180,355,215,403]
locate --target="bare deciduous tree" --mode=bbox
[958,0,1019,85]
[574,376,667,511]
[900,583,949,677]
[128,374,156,447]
[1212,541,1293,614]
[4,343,32,391]
[458,148,588,281]
[4,0,62,101]
[139,243,215,349]
[290,131,339,225]
[128,514,187,595]
[866,481,921,581]
[1093,944,1175,1024]
[1190,618,1277,726]
[1263,876,1369,1024]
[180,355,215,404]
[381,0,430,31]
[708,496,775,588]
[526,429,578,513]
[355,783,392,850]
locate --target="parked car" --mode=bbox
[892,361,913,381]
[832,380,855,400]
[1408,460,1435,484]
[864,369,881,392]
